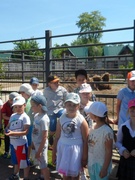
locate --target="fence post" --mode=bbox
[133,20,135,69]
[22,53,24,83]
[45,30,52,86]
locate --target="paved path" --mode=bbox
[0,155,118,180]
[0,156,62,180]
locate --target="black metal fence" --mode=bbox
[0,20,135,119]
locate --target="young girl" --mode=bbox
[52,92,89,180]
[86,101,114,180]
[31,95,50,180]
[114,70,135,128]
[116,98,135,180]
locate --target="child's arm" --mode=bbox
[52,120,61,165]
[114,99,121,124]
[5,124,30,136]
[116,126,130,158]
[99,136,113,178]
[35,130,48,159]
[81,119,89,167]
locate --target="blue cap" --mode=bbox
[31,95,48,112]
[30,77,39,85]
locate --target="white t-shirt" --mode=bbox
[59,112,84,145]
[9,112,30,148]
[88,124,113,167]
[32,113,50,148]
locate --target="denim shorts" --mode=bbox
[49,109,64,132]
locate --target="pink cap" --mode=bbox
[128,99,135,108]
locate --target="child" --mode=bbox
[1,92,20,158]
[114,70,135,128]
[52,92,89,180]
[5,96,30,180]
[74,69,96,101]
[31,95,50,180]
[30,77,43,96]
[43,75,68,146]
[86,101,114,180]
[19,83,35,159]
[79,83,93,127]
[116,98,135,180]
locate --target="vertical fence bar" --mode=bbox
[22,53,24,82]
[45,30,52,85]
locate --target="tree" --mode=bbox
[12,39,44,61]
[76,11,106,43]
[52,43,68,58]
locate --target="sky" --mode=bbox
[0,0,135,50]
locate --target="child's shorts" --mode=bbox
[35,145,48,169]
[10,143,29,169]
[49,109,64,132]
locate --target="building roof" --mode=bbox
[103,45,133,56]
[68,47,88,58]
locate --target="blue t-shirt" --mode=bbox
[117,87,135,128]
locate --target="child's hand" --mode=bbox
[4,129,11,136]
[35,151,41,159]
[99,167,107,178]
[123,149,131,159]
[131,149,135,157]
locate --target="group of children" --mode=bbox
[1,69,135,180]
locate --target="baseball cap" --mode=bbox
[79,83,92,93]
[12,96,26,106]
[128,99,135,108]
[9,92,20,100]
[127,70,135,81]
[19,83,34,95]
[47,75,59,83]
[31,95,48,112]
[75,69,87,79]
[85,101,108,117]
[30,77,39,85]
[65,93,80,104]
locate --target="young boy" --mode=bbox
[30,77,43,96]
[5,96,30,180]
[31,95,50,180]
[1,92,20,158]
[74,69,96,101]
[43,75,68,146]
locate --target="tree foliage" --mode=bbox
[12,39,44,60]
[71,11,106,56]
[52,43,68,58]
[76,11,106,43]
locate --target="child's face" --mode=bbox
[129,106,135,118]
[31,84,38,91]
[80,92,91,101]
[30,101,38,113]
[8,98,13,105]
[49,81,59,91]
[13,104,26,114]
[128,80,135,91]
[76,75,87,87]
[20,92,29,100]
[31,101,41,114]
[65,101,79,116]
